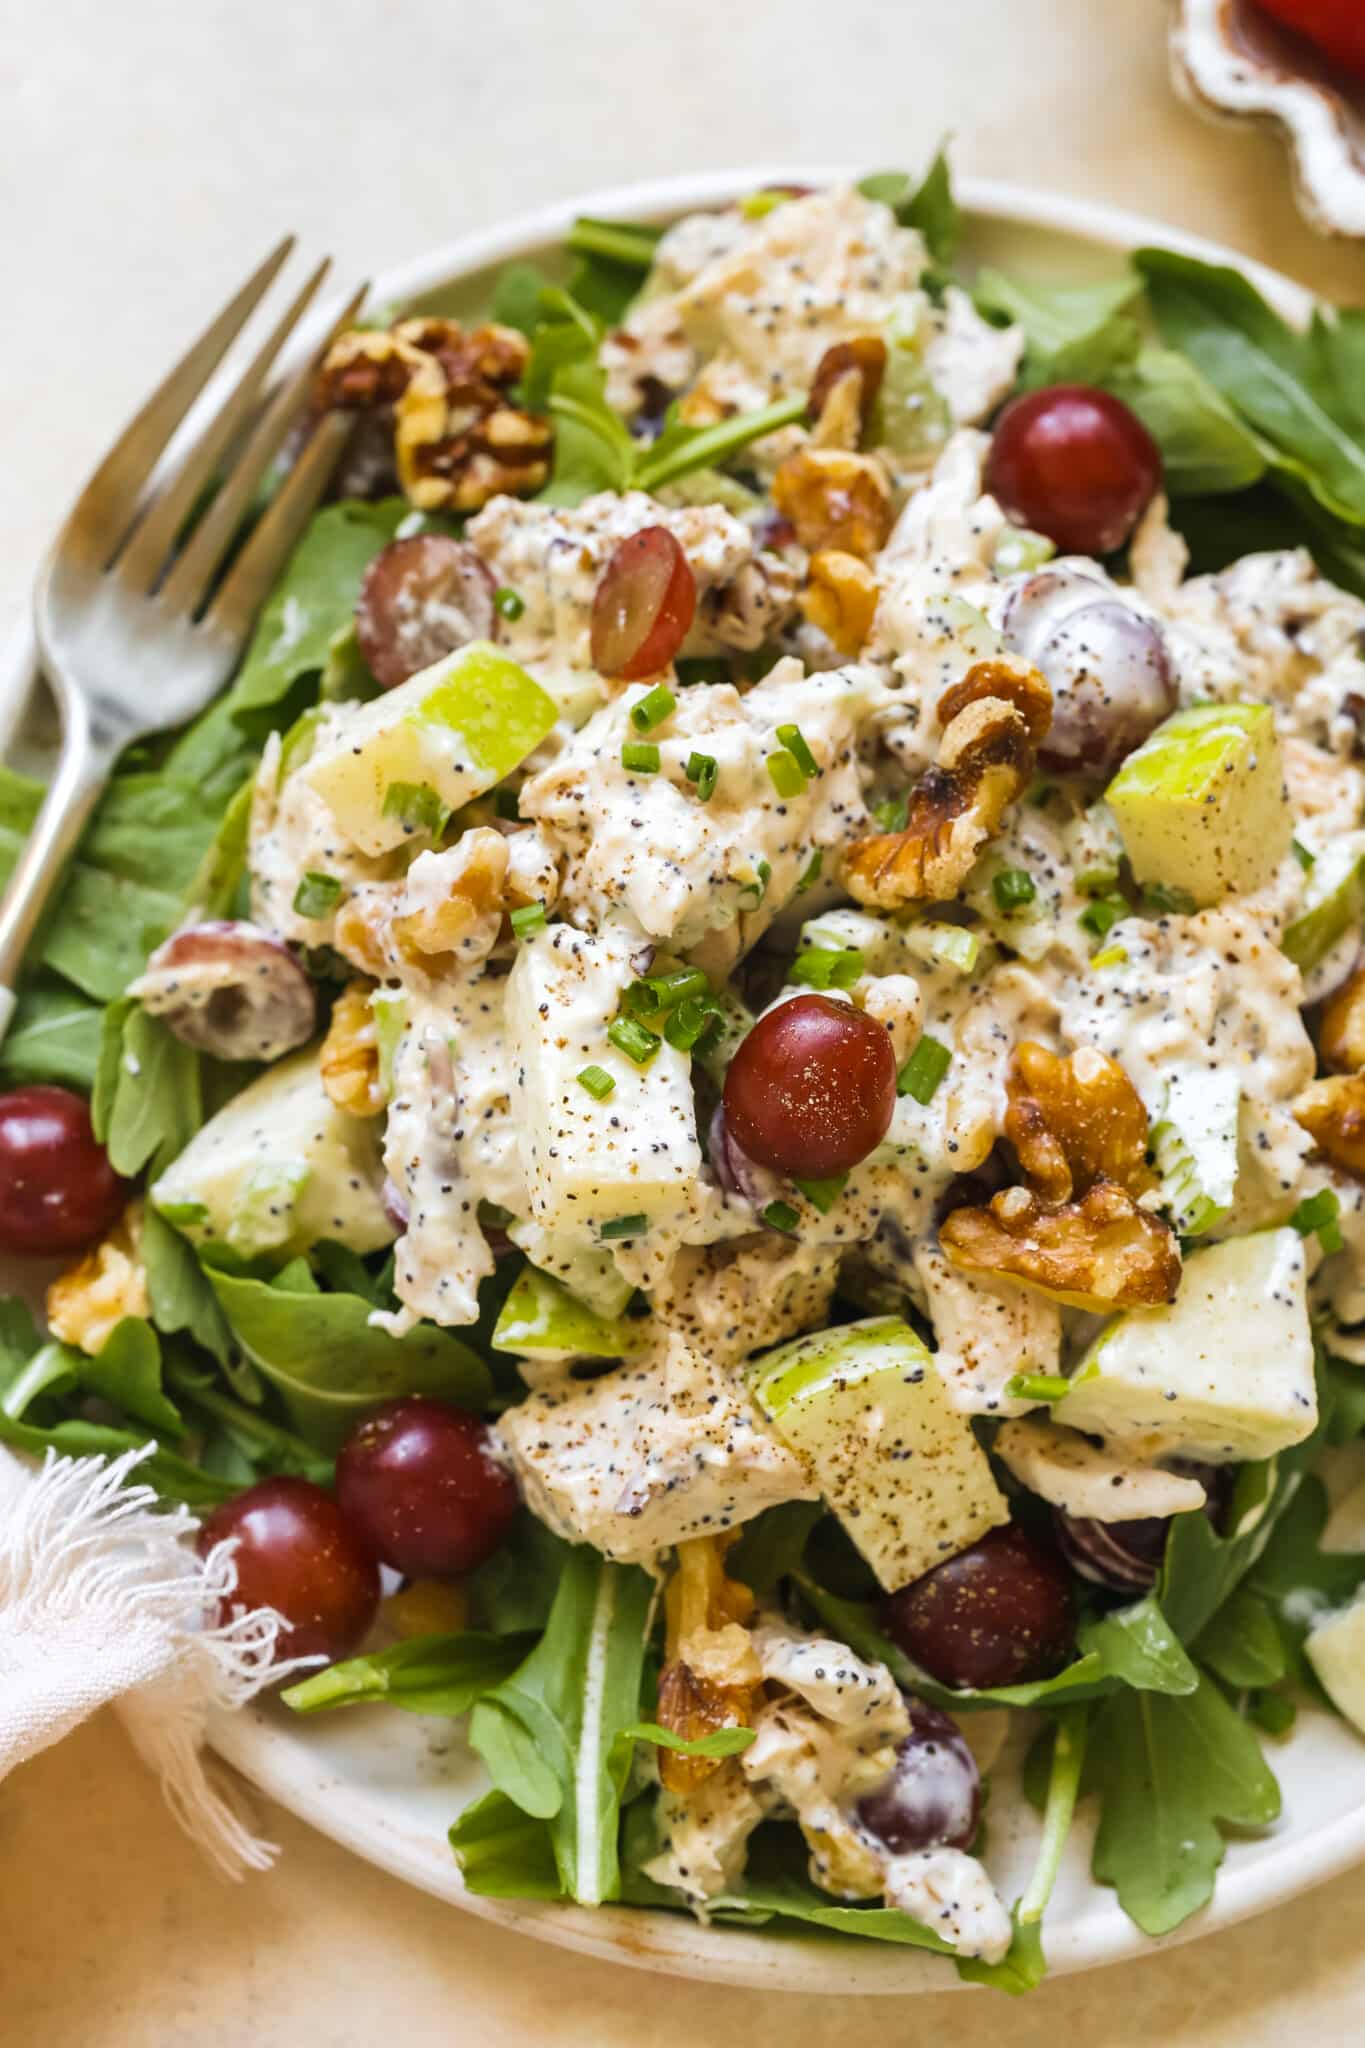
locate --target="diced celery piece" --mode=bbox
[491,1265,647,1362]
[897,920,981,974]
[801,905,980,978]
[1150,1069,1240,1237]
[922,594,1003,664]
[993,525,1056,577]
[302,641,558,856]
[226,1159,311,1256]
[876,348,951,462]
[370,988,408,1103]
[1057,1229,1316,1464]
[1282,840,1365,972]
[749,1315,1009,1590]
[1105,701,1290,907]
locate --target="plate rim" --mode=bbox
[8,167,1358,1993]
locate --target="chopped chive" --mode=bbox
[796,849,823,893]
[762,1200,801,1234]
[1079,892,1128,940]
[577,1064,616,1100]
[1292,838,1316,872]
[1004,1372,1071,1404]
[381,781,450,837]
[991,867,1037,913]
[739,187,793,220]
[664,995,722,1053]
[1142,881,1197,916]
[621,741,661,774]
[776,724,819,779]
[630,683,677,733]
[292,870,343,919]
[872,794,909,834]
[738,859,771,908]
[625,968,709,1019]
[897,1034,951,1104]
[493,585,525,620]
[1291,1187,1343,1254]
[607,1015,660,1065]
[599,1213,648,1242]
[495,786,522,821]
[510,901,547,938]
[789,945,864,991]
[685,751,718,802]
[793,1173,848,1214]
[766,749,807,799]
[1089,945,1128,969]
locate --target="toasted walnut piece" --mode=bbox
[770,448,894,559]
[801,549,880,655]
[1295,1074,1365,1178]
[658,1534,763,1795]
[843,697,1034,906]
[1321,967,1365,1075]
[333,891,396,980]
[940,1180,1181,1313]
[394,827,510,959]
[938,657,1053,748]
[809,337,887,445]
[46,1201,148,1357]
[1007,1041,1154,1204]
[316,328,437,411]
[320,980,384,1118]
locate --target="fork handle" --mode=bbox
[0,695,113,1047]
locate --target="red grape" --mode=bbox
[880,1524,1075,1690]
[590,526,696,680]
[336,1396,518,1579]
[356,535,498,690]
[855,1699,980,1853]
[1053,1510,1167,1594]
[135,920,316,1061]
[0,1086,126,1258]
[1002,568,1175,777]
[985,385,1161,557]
[197,1477,380,1664]
[722,993,897,1179]
[1257,0,1365,81]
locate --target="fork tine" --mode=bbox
[164,281,369,618]
[116,257,333,593]
[203,409,356,643]
[57,238,295,564]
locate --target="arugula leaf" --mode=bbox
[469,1509,575,1634]
[284,1629,535,1716]
[0,1370,233,1509]
[0,980,104,1089]
[972,268,1143,377]
[491,260,554,337]
[624,1722,756,1759]
[466,1547,653,1904]
[1109,348,1267,496]
[541,360,637,502]
[1089,1673,1280,1936]
[205,1264,491,1451]
[727,1499,825,1593]
[73,1317,184,1437]
[1194,1586,1288,1691]
[1243,1475,1365,1693]
[449,1789,564,1900]
[958,1705,1089,1994]
[1138,248,1365,526]
[182,777,255,919]
[141,1205,233,1364]
[92,999,203,1179]
[859,151,960,270]
[163,1356,332,1486]
[222,499,411,737]
[794,1575,1195,1709]
[633,395,807,494]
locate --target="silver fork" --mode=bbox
[0,241,368,1042]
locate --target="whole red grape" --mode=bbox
[986,385,1161,557]
[880,1524,1075,1690]
[1257,0,1365,81]
[336,1397,519,1579]
[198,1477,380,1665]
[0,1085,127,1257]
[722,993,897,1179]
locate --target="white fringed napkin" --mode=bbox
[0,1443,302,1876]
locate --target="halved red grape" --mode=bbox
[855,1698,980,1853]
[1002,569,1175,777]
[722,993,897,1179]
[336,1396,519,1579]
[880,1524,1075,1690]
[985,385,1161,557]
[590,526,696,680]
[134,920,316,1062]
[0,1086,127,1257]
[356,535,498,690]
[1053,1510,1167,1594]
[197,1477,380,1665]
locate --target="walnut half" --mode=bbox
[1006,1041,1155,1205]
[46,1202,149,1356]
[656,1534,763,1795]
[843,666,1047,906]
[1320,965,1365,1076]
[320,981,384,1118]
[940,1181,1181,1313]
[1295,1074,1365,1179]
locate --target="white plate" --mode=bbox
[10,168,1365,1993]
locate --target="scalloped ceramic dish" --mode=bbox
[8,170,1365,1994]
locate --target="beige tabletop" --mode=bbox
[5,2,1365,2042]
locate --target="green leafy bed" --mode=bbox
[7,152,1365,1993]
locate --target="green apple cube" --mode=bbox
[301,641,558,856]
[491,1264,648,1362]
[505,923,702,1241]
[1057,1228,1316,1464]
[1307,1597,1365,1736]
[1106,701,1290,907]
[749,1315,1009,1591]
[1282,840,1365,972]
[151,1047,394,1259]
